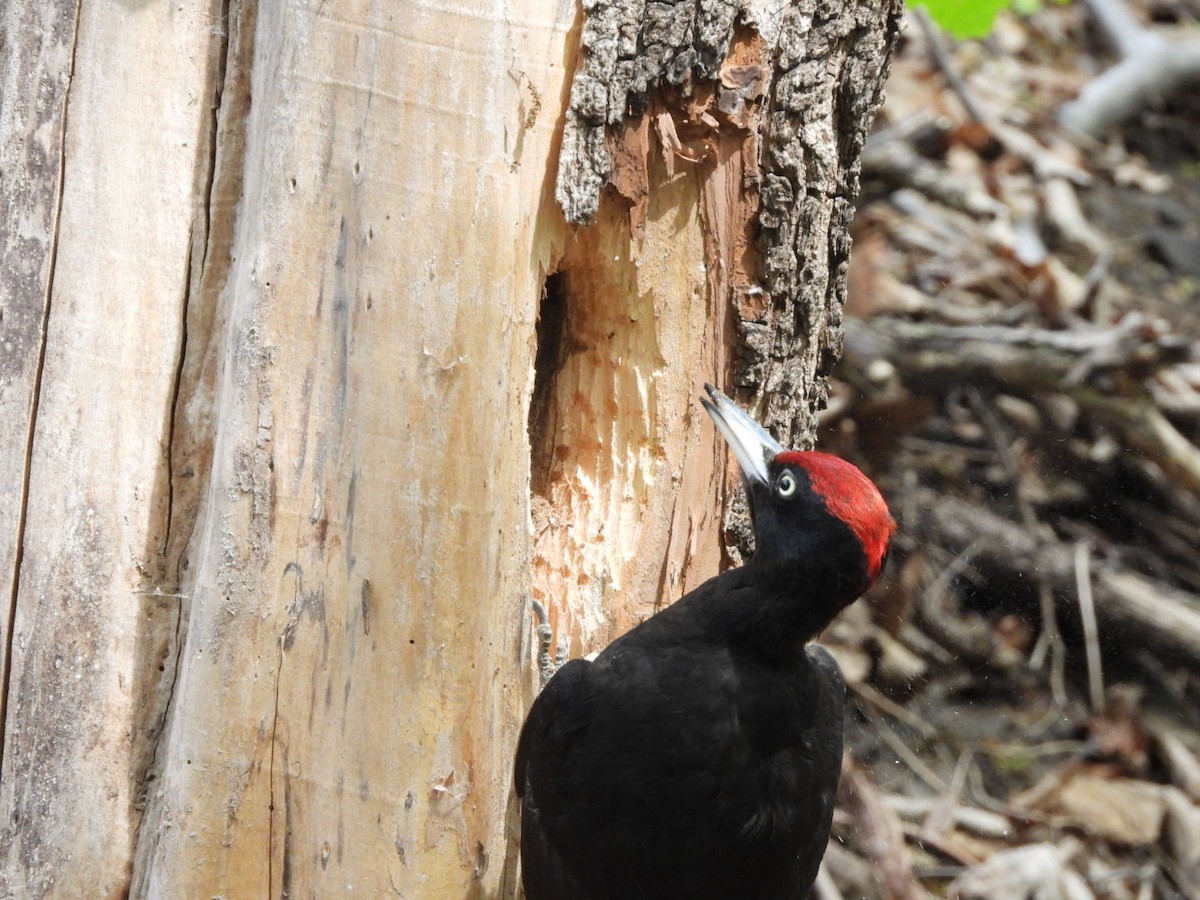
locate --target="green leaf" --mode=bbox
[913,0,1011,38]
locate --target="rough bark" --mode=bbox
[531,0,901,676]
[557,0,902,445]
[0,0,899,895]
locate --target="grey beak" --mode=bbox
[700,384,783,486]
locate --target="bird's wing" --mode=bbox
[805,643,847,727]
[789,643,846,898]
[514,659,595,900]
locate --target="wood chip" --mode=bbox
[1028,770,1166,846]
[948,843,1094,900]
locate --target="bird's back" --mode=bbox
[515,577,847,900]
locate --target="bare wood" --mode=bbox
[130,1,579,893]
[0,0,78,787]
[0,2,222,896]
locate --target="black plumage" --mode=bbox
[516,386,895,900]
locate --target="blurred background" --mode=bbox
[816,1,1200,896]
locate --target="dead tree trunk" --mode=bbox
[0,0,899,896]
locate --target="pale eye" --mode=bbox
[776,471,798,499]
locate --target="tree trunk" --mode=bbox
[0,0,900,896]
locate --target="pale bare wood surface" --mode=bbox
[0,2,221,896]
[132,1,576,894]
[0,0,78,788]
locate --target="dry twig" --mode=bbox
[1060,0,1200,138]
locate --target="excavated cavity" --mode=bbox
[529,272,570,498]
[528,200,669,650]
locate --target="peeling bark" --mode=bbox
[558,0,902,447]
[552,0,900,572]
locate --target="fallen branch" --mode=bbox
[908,491,1200,673]
[843,315,1189,390]
[842,316,1200,498]
[1059,0,1200,138]
[1074,388,1200,500]
[861,136,1006,219]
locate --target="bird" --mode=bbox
[514,384,896,900]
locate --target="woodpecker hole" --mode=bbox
[526,144,730,651]
[526,203,665,647]
[529,271,569,497]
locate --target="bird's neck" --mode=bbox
[706,560,850,663]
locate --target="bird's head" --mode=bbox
[702,385,896,608]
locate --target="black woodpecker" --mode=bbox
[515,385,895,900]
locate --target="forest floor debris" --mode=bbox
[821,1,1200,896]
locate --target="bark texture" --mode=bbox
[0,0,899,895]
[558,0,902,444]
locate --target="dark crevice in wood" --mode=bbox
[129,0,254,888]
[529,270,569,498]
[134,0,234,770]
